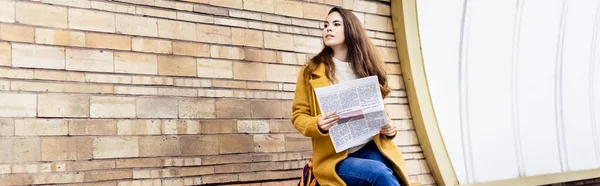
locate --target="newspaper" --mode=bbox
[314,76,388,153]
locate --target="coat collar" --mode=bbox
[308,63,330,89]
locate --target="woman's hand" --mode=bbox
[380,117,397,137]
[318,112,339,132]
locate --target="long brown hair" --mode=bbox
[303,7,390,98]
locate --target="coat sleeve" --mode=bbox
[291,66,329,139]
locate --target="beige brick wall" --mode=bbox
[0,0,434,185]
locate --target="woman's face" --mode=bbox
[323,12,345,48]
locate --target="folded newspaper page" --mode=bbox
[314,76,388,153]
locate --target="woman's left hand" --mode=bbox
[380,118,397,137]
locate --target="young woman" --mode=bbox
[291,7,411,186]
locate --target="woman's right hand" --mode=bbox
[318,112,340,132]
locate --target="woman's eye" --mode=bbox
[334,23,341,26]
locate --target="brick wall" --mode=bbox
[0,0,435,185]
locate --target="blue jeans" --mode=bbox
[336,141,401,186]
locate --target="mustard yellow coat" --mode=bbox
[291,63,411,186]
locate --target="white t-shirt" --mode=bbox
[332,57,371,153]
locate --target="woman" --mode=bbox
[291,7,411,186]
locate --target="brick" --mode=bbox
[261,14,290,25]
[38,94,90,117]
[248,21,279,31]
[246,82,278,90]
[68,160,114,172]
[394,131,419,146]
[229,9,261,20]
[352,0,377,13]
[302,3,330,20]
[212,80,246,89]
[86,73,132,84]
[178,98,215,119]
[266,64,298,83]
[32,173,84,184]
[133,169,161,179]
[114,0,153,6]
[379,47,400,62]
[136,6,176,19]
[12,44,65,69]
[132,37,172,54]
[66,49,113,72]
[118,179,162,186]
[158,55,197,77]
[285,134,311,151]
[0,138,12,163]
[219,134,253,154]
[216,99,251,118]
[137,97,178,118]
[35,28,85,47]
[173,41,210,57]
[114,52,158,75]
[177,12,213,23]
[93,137,139,159]
[294,35,322,54]
[33,70,84,83]
[418,175,435,184]
[264,32,294,51]
[133,76,173,85]
[0,0,15,23]
[91,1,136,14]
[117,120,161,135]
[155,0,193,11]
[16,2,67,28]
[210,0,242,8]
[162,120,201,135]
[210,45,245,60]
[41,137,92,161]
[85,170,132,182]
[0,24,34,42]
[386,63,402,75]
[269,120,296,133]
[15,119,68,136]
[116,158,161,168]
[237,120,269,133]
[251,100,284,118]
[274,0,302,17]
[0,93,36,117]
[194,4,228,16]
[157,20,196,41]
[214,17,248,28]
[214,164,250,173]
[173,78,211,87]
[251,161,283,171]
[365,14,393,32]
[0,119,14,136]
[197,24,232,44]
[292,19,320,28]
[244,0,273,13]
[65,84,114,94]
[388,74,404,90]
[0,42,10,66]
[90,97,136,118]
[116,14,158,37]
[13,137,41,162]
[197,58,233,78]
[69,9,115,33]
[41,0,90,8]
[69,119,117,135]
[280,25,309,35]
[86,32,132,50]
[114,86,158,95]
[139,136,180,157]
[158,87,197,97]
[233,62,265,81]
[232,28,264,47]
[180,135,219,155]
[277,52,300,65]
[10,81,66,92]
[387,105,411,119]
[203,174,239,184]
[200,120,237,134]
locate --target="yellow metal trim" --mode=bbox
[390,0,458,186]
[460,168,600,186]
